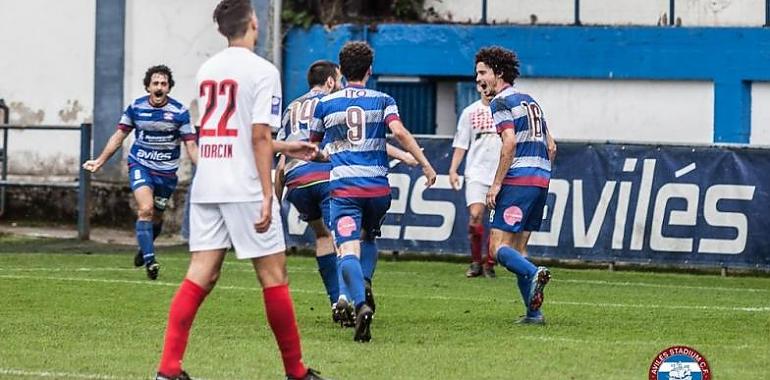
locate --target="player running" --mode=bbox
[82,65,197,280]
[448,82,501,278]
[154,1,326,379]
[275,60,417,327]
[309,41,437,342]
[476,46,556,325]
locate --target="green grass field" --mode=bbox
[1,235,769,380]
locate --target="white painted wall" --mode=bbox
[0,0,95,175]
[750,82,770,146]
[425,0,765,26]
[124,0,225,181]
[677,0,765,27]
[435,81,457,135]
[507,79,714,144]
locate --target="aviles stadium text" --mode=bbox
[530,158,755,255]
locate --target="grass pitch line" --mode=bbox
[2,274,769,313]
[1,265,766,294]
[0,368,122,379]
[554,278,769,293]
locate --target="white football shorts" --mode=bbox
[189,199,286,259]
[465,180,491,207]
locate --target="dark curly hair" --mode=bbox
[475,46,520,84]
[143,65,174,90]
[213,0,253,39]
[339,41,373,82]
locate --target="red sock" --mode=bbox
[158,279,208,376]
[484,226,496,266]
[263,284,306,379]
[469,224,484,263]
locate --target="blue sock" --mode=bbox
[316,254,339,305]
[152,221,163,241]
[338,255,366,308]
[516,274,531,306]
[360,239,378,282]
[136,220,155,265]
[337,264,350,302]
[497,245,537,277]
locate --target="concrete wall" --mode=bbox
[123,0,224,181]
[0,0,95,176]
[425,0,766,26]
[751,83,770,146]
[514,78,714,144]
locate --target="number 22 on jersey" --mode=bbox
[199,79,238,138]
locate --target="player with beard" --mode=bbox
[83,65,198,280]
[476,46,557,325]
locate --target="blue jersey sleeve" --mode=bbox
[118,104,135,131]
[308,99,325,143]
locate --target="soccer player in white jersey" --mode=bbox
[449,82,501,279]
[154,1,326,379]
[83,65,197,280]
[476,46,557,325]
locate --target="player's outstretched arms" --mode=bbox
[82,129,130,173]
[272,140,318,161]
[386,143,418,167]
[447,147,467,191]
[388,120,437,187]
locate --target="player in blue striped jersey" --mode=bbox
[476,47,557,324]
[83,65,198,280]
[309,41,437,342]
[275,60,417,327]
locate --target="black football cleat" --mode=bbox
[353,304,373,343]
[155,370,191,380]
[134,249,145,267]
[286,368,326,380]
[332,298,355,328]
[364,280,376,315]
[465,262,482,278]
[146,261,160,281]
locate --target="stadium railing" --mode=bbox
[0,98,92,240]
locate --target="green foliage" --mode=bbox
[282,7,315,29]
[1,241,769,379]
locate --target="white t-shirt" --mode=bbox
[452,99,502,185]
[191,47,282,203]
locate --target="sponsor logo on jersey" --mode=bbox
[137,149,173,161]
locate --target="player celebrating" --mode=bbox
[476,46,555,325]
[275,60,416,327]
[448,82,501,278]
[83,65,197,280]
[309,41,437,342]
[154,1,326,379]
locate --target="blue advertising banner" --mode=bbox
[282,138,770,270]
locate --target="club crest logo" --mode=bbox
[336,216,357,237]
[503,206,523,226]
[649,346,711,380]
[163,112,174,120]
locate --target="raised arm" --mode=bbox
[82,129,130,172]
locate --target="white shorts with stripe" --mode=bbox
[189,199,286,259]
